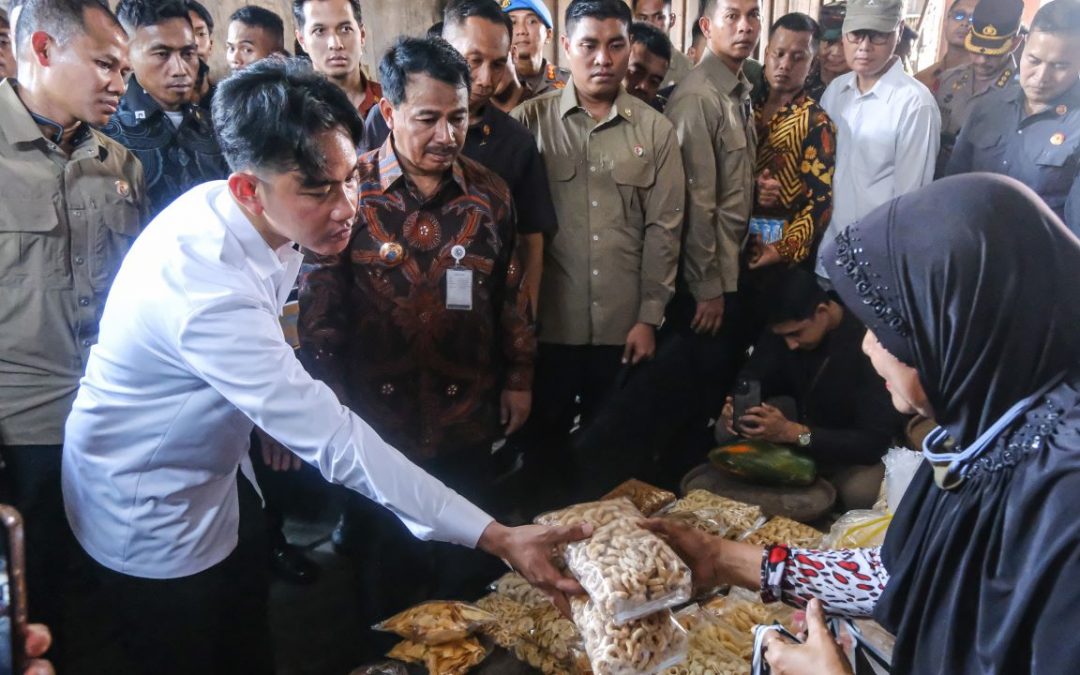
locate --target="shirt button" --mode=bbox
[589,166,596,172]
[81,339,91,348]
[1017,129,1022,134]
[592,269,599,276]
[592,234,599,241]
[591,200,599,207]
[688,178,695,185]
[74,256,85,265]
[78,297,89,307]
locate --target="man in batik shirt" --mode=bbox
[299,37,535,657]
[751,12,836,271]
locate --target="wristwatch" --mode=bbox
[797,428,812,448]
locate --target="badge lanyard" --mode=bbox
[445,244,473,311]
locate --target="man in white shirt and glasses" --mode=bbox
[61,57,587,675]
[816,0,939,280]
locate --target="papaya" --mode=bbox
[708,440,817,487]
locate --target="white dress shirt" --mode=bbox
[62,182,494,579]
[817,58,940,276]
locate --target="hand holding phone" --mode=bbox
[731,378,762,434]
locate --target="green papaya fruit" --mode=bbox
[708,440,817,487]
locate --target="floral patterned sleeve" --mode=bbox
[760,544,888,619]
[297,254,353,406]
[775,109,837,264]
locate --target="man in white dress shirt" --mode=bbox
[816,0,939,278]
[60,58,586,674]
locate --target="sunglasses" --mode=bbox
[951,11,974,22]
[845,30,892,45]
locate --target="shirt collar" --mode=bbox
[558,79,638,124]
[376,134,469,195]
[700,49,750,96]
[1020,80,1080,117]
[841,57,906,100]
[0,79,105,158]
[124,76,199,126]
[214,182,300,283]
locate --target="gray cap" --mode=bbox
[843,0,904,33]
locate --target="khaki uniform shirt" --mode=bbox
[521,59,570,103]
[512,82,685,346]
[936,59,1019,137]
[0,80,145,445]
[664,49,694,89]
[665,50,757,300]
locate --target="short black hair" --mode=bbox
[116,0,191,35]
[231,5,286,51]
[629,21,672,62]
[427,20,444,37]
[631,0,672,9]
[15,0,122,48]
[293,0,362,31]
[378,35,471,107]
[691,20,705,44]
[1031,0,1080,34]
[443,0,513,40]
[212,57,363,179]
[762,268,832,325]
[565,0,632,35]
[186,0,213,32]
[770,12,820,41]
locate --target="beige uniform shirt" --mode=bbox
[511,82,685,346]
[0,80,145,445]
[665,50,757,300]
[935,59,1018,137]
[664,49,694,89]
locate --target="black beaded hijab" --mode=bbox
[823,173,1080,447]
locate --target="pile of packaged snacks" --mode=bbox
[702,589,797,661]
[386,638,488,675]
[661,490,766,540]
[602,479,677,516]
[536,499,693,624]
[821,509,891,548]
[571,597,688,675]
[741,516,825,548]
[376,601,497,674]
[375,601,496,645]
[664,606,749,675]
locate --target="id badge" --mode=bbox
[446,245,473,310]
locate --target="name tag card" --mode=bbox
[446,245,473,311]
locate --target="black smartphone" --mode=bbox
[732,378,762,433]
[0,505,27,675]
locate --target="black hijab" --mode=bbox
[823,173,1080,447]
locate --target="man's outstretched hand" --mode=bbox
[477,521,592,616]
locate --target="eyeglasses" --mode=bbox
[951,11,973,22]
[845,30,892,45]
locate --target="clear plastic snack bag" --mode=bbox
[602,479,677,516]
[374,601,496,645]
[572,598,689,675]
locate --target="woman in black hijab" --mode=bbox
[647,173,1080,673]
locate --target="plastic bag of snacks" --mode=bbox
[535,498,641,529]
[374,601,496,645]
[663,490,766,540]
[572,598,688,675]
[665,606,750,675]
[475,594,536,648]
[702,588,796,660]
[510,639,592,675]
[567,517,693,624]
[386,637,489,675]
[525,600,586,665]
[602,479,677,516]
[821,509,892,549]
[741,516,825,548]
[488,572,551,607]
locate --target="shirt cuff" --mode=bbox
[435,495,496,549]
[505,364,533,391]
[688,277,728,301]
[637,299,668,327]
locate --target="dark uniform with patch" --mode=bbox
[934,0,1023,174]
[947,83,1080,234]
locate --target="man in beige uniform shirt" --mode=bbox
[512,0,684,501]
[0,0,144,661]
[664,0,760,413]
[632,0,694,87]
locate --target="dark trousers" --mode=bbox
[340,442,509,662]
[0,445,74,656]
[64,473,272,675]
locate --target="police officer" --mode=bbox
[947,0,1080,234]
[934,0,1023,172]
[501,0,570,101]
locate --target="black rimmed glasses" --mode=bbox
[845,30,893,45]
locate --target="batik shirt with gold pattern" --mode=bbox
[753,91,837,265]
[299,140,535,460]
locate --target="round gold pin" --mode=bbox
[1057,104,1068,116]
[379,241,405,264]
[1051,132,1066,146]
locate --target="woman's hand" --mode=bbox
[641,518,764,592]
[763,599,853,675]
